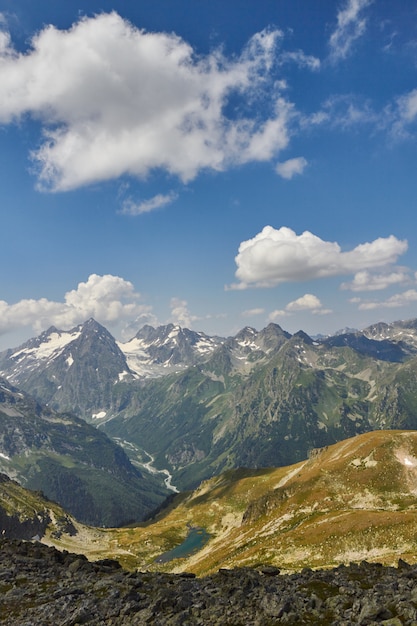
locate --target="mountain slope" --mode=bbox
[104,329,416,490]
[157,429,417,575]
[0,378,168,526]
[109,429,417,574]
[25,430,417,577]
[0,472,78,541]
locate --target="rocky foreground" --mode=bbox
[1,540,417,625]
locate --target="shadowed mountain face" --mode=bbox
[1,317,417,492]
[0,378,168,527]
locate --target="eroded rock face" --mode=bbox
[1,539,417,624]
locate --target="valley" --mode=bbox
[113,438,179,492]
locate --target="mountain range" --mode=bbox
[1,317,417,493]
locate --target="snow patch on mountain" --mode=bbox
[362,319,417,349]
[12,329,81,366]
[92,411,107,420]
[118,324,222,377]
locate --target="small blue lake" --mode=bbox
[155,527,211,563]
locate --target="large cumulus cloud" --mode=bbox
[0,12,295,191]
[229,226,407,289]
[0,274,152,336]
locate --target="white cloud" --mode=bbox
[269,294,331,321]
[120,312,159,341]
[169,298,198,328]
[280,50,320,71]
[305,89,417,142]
[0,274,152,336]
[340,269,410,291]
[357,289,417,310]
[0,13,295,191]
[242,308,265,317]
[229,226,407,290]
[329,0,372,63]
[120,192,177,216]
[317,95,378,129]
[396,89,417,124]
[286,293,323,312]
[276,156,307,179]
[269,309,290,320]
[390,89,417,139]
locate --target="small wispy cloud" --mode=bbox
[328,0,373,63]
[120,192,177,216]
[280,50,320,71]
[242,308,265,317]
[276,156,308,179]
[390,89,417,139]
[340,269,410,291]
[169,297,198,328]
[269,294,332,321]
[356,289,417,310]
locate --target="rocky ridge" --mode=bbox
[1,538,417,625]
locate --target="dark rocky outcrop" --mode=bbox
[2,539,417,624]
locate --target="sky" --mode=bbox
[0,0,417,349]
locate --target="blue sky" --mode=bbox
[1,0,417,349]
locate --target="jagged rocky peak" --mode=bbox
[75,318,122,344]
[132,323,190,347]
[133,323,211,346]
[0,319,133,421]
[362,321,392,339]
[257,323,291,352]
[362,318,417,349]
[291,330,313,345]
[261,322,290,337]
[121,322,221,372]
[132,323,160,342]
[234,326,258,344]
[334,326,359,336]
[33,324,61,342]
[80,317,106,333]
[0,320,113,368]
[0,324,74,361]
[72,318,127,356]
